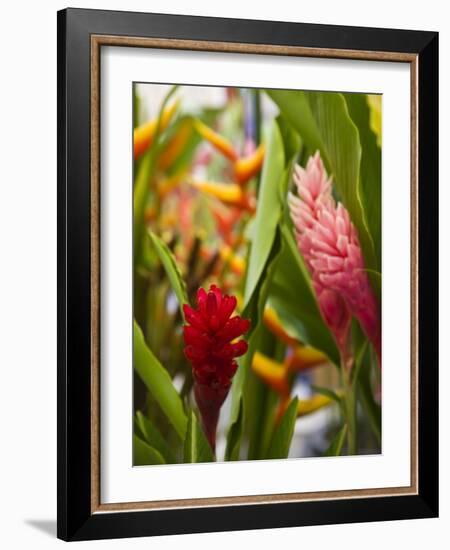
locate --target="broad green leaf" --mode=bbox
[358,345,381,445]
[135,411,177,463]
[242,229,282,332]
[183,411,214,463]
[244,120,285,307]
[343,93,382,271]
[266,397,298,459]
[133,321,187,439]
[230,234,281,424]
[133,434,165,466]
[148,231,188,318]
[267,89,323,153]
[229,320,260,426]
[241,119,295,325]
[225,398,244,461]
[267,89,377,273]
[247,384,279,460]
[276,115,302,179]
[325,425,347,457]
[245,327,282,460]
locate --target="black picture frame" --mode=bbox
[57,7,438,541]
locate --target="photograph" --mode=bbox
[53,5,438,542]
[132,83,382,465]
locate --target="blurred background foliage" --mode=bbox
[132,84,382,465]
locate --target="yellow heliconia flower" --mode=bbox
[157,168,188,199]
[276,388,341,423]
[219,244,246,275]
[263,306,299,347]
[286,345,328,372]
[189,179,243,205]
[159,211,179,228]
[158,118,193,170]
[252,351,290,396]
[193,119,238,162]
[234,143,266,185]
[133,101,179,159]
[144,205,157,223]
[297,394,335,417]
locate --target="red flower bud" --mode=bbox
[183,285,250,450]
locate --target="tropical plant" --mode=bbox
[132,84,382,465]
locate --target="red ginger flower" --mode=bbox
[183,285,250,450]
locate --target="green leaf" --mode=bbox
[276,115,302,177]
[183,411,214,463]
[230,234,281,425]
[358,345,381,445]
[267,89,323,153]
[266,397,298,459]
[133,434,165,466]
[244,327,282,460]
[133,321,187,439]
[343,93,382,270]
[229,320,260,426]
[135,411,177,464]
[225,398,244,461]
[267,89,377,273]
[325,425,347,457]
[244,119,285,307]
[148,231,188,318]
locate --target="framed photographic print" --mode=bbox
[57,8,438,541]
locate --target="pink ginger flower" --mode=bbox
[288,152,381,366]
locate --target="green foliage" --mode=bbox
[225,398,244,461]
[358,346,382,445]
[133,434,166,466]
[266,397,298,459]
[135,411,177,463]
[343,93,382,270]
[230,119,289,434]
[133,321,187,439]
[325,425,347,457]
[228,319,260,427]
[132,86,382,464]
[244,119,285,307]
[267,89,379,274]
[245,328,283,460]
[148,231,188,318]
[183,411,215,463]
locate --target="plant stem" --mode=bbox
[341,354,357,455]
[344,380,357,455]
